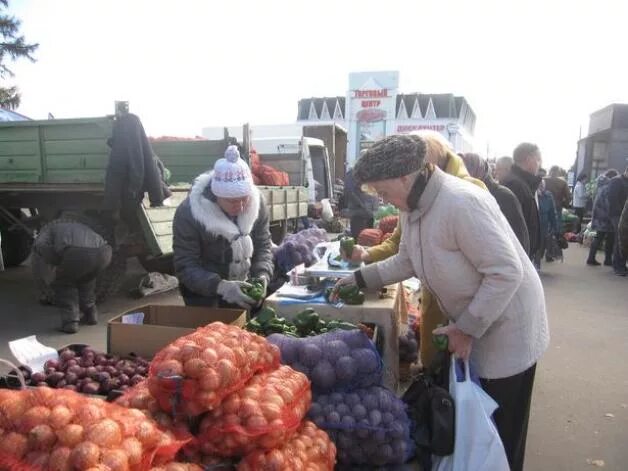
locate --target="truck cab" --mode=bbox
[251,136,333,203]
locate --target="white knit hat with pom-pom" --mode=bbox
[211,145,254,198]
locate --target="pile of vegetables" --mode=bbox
[399,328,419,363]
[357,228,384,247]
[26,347,148,396]
[308,386,415,467]
[196,365,311,456]
[148,322,280,416]
[237,420,336,471]
[266,329,382,394]
[245,307,358,338]
[273,228,327,273]
[325,285,365,305]
[0,386,186,471]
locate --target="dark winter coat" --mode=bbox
[501,165,542,257]
[173,172,273,299]
[591,175,614,232]
[544,176,571,209]
[344,169,379,218]
[484,176,530,253]
[104,113,165,212]
[607,174,628,221]
[33,220,109,266]
[538,190,559,236]
[619,200,628,257]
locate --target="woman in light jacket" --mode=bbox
[333,134,549,471]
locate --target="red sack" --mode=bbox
[237,420,336,471]
[0,387,187,471]
[378,215,399,235]
[148,323,280,417]
[358,228,384,247]
[196,366,311,457]
[256,164,289,186]
[249,150,261,173]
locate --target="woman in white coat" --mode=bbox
[334,134,549,471]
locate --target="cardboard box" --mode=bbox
[107,305,246,358]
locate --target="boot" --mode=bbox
[587,237,600,266]
[81,304,99,325]
[53,283,80,334]
[78,279,98,325]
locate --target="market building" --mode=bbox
[297,71,477,166]
[575,103,628,178]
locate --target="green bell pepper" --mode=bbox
[432,324,449,351]
[335,285,365,305]
[294,308,321,335]
[340,236,355,259]
[242,278,265,301]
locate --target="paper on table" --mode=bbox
[121,312,145,324]
[9,335,59,373]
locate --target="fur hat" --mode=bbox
[211,145,253,198]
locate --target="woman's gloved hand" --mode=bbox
[217,280,256,308]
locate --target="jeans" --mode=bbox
[587,231,614,264]
[574,207,585,234]
[611,217,627,273]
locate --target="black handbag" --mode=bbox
[402,351,455,467]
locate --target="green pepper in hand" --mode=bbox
[241,278,265,302]
[432,323,449,351]
[340,236,356,259]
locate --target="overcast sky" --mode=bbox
[5,0,628,169]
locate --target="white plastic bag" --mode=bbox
[321,198,334,222]
[432,357,510,471]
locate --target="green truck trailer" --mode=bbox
[0,114,309,299]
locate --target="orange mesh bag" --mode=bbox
[150,463,203,471]
[257,165,289,186]
[148,323,280,417]
[249,150,261,173]
[357,228,383,247]
[115,382,194,447]
[378,215,399,235]
[0,387,188,471]
[196,366,311,457]
[237,420,336,471]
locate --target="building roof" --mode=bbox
[0,108,31,121]
[298,93,476,133]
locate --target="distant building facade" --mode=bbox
[576,104,628,178]
[297,71,477,166]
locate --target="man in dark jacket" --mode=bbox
[607,167,628,275]
[173,145,274,307]
[344,168,380,239]
[587,170,618,266]
[33,215,112,333]
[501,143,543,258]
[462,153,530,253]
[619,200,628,260]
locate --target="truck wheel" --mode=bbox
[138,254,174,275]
[31,216,127,304]
[0,212,34,267]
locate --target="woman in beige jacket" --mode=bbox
[334,134,549,471]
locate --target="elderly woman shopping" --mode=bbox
[334,134,549,471]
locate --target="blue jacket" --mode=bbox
[591,175,613,232]
[538,190,558,236]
